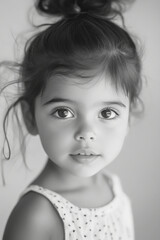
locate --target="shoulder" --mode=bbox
[3,191,64,240]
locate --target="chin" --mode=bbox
[71,167,102,178]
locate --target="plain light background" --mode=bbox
[0,0,160,239]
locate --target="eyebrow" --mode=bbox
[43,97,126,108]
[43,98,76,105]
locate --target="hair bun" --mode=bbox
[37,0,78,16]
[77,0,115,16]
[37,0,126,18]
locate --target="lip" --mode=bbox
[71,149,100,156]
[70,149,101,164]
[70,154,100,164]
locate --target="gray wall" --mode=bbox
[0,0,160,239]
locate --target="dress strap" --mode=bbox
[20,185,70,219]
[103,171,124,197]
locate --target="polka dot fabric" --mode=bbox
[22,174,134,240]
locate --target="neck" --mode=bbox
[34,159,98,192]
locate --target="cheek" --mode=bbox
[100,123,128,149]
[99,129,127,162]
[37,121,74,153]
[48,122,75,139]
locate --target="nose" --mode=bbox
[75,124,96,142]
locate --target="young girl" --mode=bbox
[2,0,142,239]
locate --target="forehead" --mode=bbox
[40,75,129,106]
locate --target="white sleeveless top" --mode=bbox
[22,174,134,240]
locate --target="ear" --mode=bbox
[125,114,131,137]
[21,100,38,136]
[126,123,130,136]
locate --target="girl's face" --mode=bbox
[33,75,130,178]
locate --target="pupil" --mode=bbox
[58,109,68,118]
[102,109,111,118]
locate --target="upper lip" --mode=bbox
[70,149,100,156]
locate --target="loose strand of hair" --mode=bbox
[2,97,23,160]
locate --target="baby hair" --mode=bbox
[1,0,142,161]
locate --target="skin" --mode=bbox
[33,74,130,181]
[3,74,130,240]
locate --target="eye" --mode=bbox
[99,108,119,120]
[51,107,74,119]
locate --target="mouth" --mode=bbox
[70,149,101,164]
[70,154,100,164]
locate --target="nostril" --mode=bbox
[75,131,96,142]
[77,135,95,141]
[79,136,85,140]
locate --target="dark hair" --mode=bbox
[1,0,143,162]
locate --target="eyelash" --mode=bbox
[50,107,74,119]
[99,108,119,120]
[50,107,119,120]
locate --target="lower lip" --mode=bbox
[70,155,100,164]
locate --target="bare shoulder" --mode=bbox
[3,191,64,240]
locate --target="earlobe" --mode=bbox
[21,101,38,136]
[128,113,135,128]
